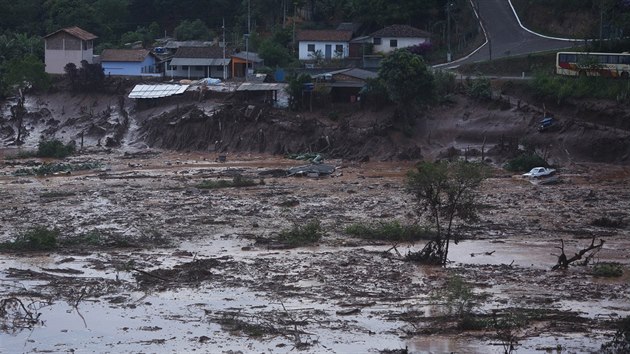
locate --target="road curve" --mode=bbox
[438,0,583,67]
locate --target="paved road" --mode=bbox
[438,0,583,67]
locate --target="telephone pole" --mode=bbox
[245,0,250,81]
[222,18,226,80]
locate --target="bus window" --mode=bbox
[620,55,630,64]
[560,54,577,63]
[608,55,619,64]
[597,55,608,64]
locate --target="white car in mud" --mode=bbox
[522,167,556,178]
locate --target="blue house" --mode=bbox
[100,49,161,77]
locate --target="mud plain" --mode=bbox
[0,147,629,354]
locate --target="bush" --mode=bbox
[36,139,75,158]
[504,153,548,172]
[466,76,492,100]
[593,262,624,278]
[278,220,324,246]
[344,221,434,242]
[0,226,59,251]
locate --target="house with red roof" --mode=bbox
[44,26,98,74]
[369,25,431,54]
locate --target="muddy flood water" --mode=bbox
[1,148,629,353]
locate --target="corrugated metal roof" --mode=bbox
[231,51,263,63]
[236,83,287,92]
[170,58,230,66]
[128,84,189,99]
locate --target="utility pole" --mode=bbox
[283,0,287,28]
[446,1,452,62]
[245,0,250,81]
[292,2,297,55]
[222,18,226,80]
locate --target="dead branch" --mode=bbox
[552,236,605,270]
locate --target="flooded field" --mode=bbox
[1,149,629,353]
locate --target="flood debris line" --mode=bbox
[0,297,47,333]
[286,163,335,177]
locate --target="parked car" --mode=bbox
[522,167,556,178]
[538,117,556,132]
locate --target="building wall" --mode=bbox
[102,56,160,77]
[372,37,427,54]
[44,33,94,74]
[298,41,349,61]
[166,65,230,79]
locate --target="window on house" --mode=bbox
[335,44,343,54]
[390,39,398,48]
[182,65,189,70]
[170,65,177,70]
[307,44,315,52]
[373,38,382,45]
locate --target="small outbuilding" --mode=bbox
[44,26,98,74]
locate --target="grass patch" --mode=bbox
[0,226,59,251]
[344,221,434,242]
[504,153,548,172]
[14,162,102,176]
[197,175,259,189]
[278,220,324,246]
[593,262,624,278]
[530,72,630,103]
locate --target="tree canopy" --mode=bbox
[405,161,487,265]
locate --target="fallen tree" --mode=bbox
[552,236,605,270]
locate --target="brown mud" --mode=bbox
[1,81,629,353]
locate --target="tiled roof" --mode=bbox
[297,30,353,42]
[101,49,150,62]
[173,46,227,59]
[44,26,98,40]
[370,25,430,38]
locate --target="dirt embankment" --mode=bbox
[1,79,629,165]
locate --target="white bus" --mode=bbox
[556,51,630,78]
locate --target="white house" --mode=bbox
[44,26,98,74]
[166,46,231,79]
[297,30,353,61]
[369,25,431,54]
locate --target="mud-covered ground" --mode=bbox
[1,80,629,352]
[0,148,629,353]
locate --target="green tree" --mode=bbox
[4,55,51,91]
[258,39,293,68]
[43,0,100,34]
[174,19,213,40]
[377,49,435,125]
[286,73,312,111]
[405,161,487,265]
